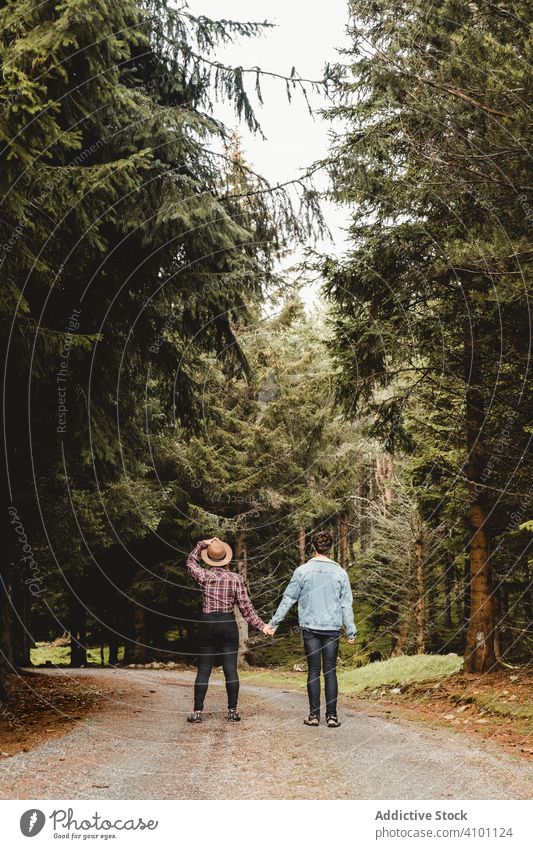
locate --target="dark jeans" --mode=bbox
[194,613,239,711]
[302,629,340,717]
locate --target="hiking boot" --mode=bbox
[326,714,341,728]
[187,710,203,723]
[227,708,241,722]
[303,714,320,726]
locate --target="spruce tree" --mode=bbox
[323,0,532,671]
[0,0,320,684]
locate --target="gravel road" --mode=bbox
[0,668,531,800]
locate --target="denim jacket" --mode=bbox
[269,557,357,638]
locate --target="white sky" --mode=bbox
[187,0,352,303]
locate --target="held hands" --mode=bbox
[262,624,276,637]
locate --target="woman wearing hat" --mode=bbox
[186,537,273,723]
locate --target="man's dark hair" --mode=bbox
[312,531,333,555]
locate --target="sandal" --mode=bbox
[326,715,341,728]
[303,714,320,726]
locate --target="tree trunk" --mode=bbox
[524,568,533,635]
[359,464,372,553]
[339,516,349,570]
[444,553,453,628]
[448,555,463,646]
[463,322,497,672]
[413,516,425,654]
[464,506,496,671]
[234,530,249,669]
[108,630,119,665]
[298,527,306,565]
[11,577,32,666]
[69,596,87,667]
[391,608,413,656]
[375,453,394,507]
[128,602,149,664]
[0,564,14,699]
[462,539,470,646]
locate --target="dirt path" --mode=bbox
[0,668,531,800]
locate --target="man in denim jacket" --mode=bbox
[269,530,357,728]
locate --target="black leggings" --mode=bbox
[194,613,239,710]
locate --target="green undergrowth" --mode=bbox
[337,653,463,692]
[30,643,125,666]
[472,693,533,732]
[243,652,463,693]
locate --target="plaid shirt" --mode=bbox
[187,542,265,632]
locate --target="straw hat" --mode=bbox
[200,538,233,567]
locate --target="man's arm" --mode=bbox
[186,541,209,585]
[269,569,302,629]
[235,577,266,632]
[341,572,357,640]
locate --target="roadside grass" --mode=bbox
[30,644,70,665]
[30,642,125,666]
[242,653,463,693]
[239,668,306,688]
[338,653,463,693]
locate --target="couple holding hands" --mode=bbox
[186,530,357,728]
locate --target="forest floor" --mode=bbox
[351,670,533,761]
[0,671,102,758]
[0,668,531,800]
